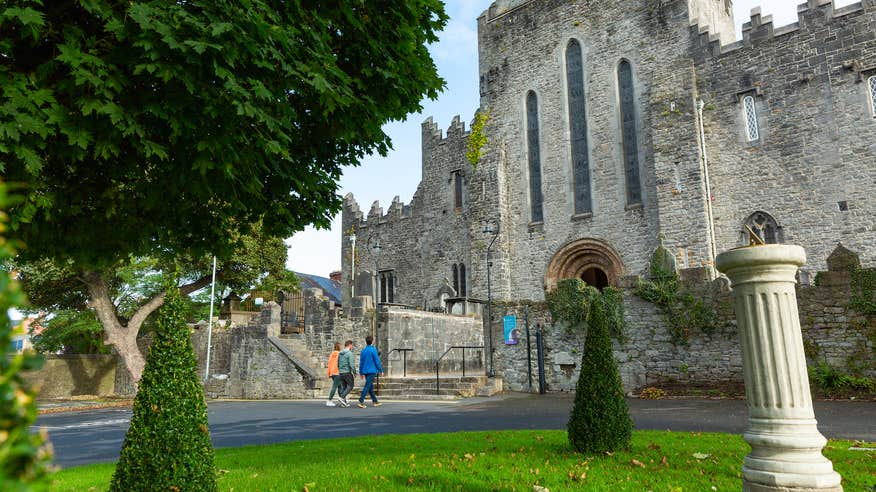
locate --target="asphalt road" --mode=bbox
[36,395,876,468]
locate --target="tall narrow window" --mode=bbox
[459,263,467,297]
[566,40,592,214]
[379,270,395,303]
[743,95,759,141]
[526,91,544,223]
[452,264,459,294]
[618,60,642,205]
[453,171,463,209]
[868,76,876,117]
[387,272,394,303]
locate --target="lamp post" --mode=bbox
[372,239,381,340]
[483,222,499,378]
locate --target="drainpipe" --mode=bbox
[697,100,718,275]
[349,233,356,298]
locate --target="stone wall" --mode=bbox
[379,307,484,377]
[493,253,876,394]
[24,354,117,400]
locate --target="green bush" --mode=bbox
[808,361,876,393]
[0,182,53,490]
[567,285,632,454]
[110,278,217,491]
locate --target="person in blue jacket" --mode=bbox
[356,335,383,408]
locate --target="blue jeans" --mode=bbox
[359,373,378,403]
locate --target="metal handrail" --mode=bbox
[387,348,414,377]
[435,345,484,396]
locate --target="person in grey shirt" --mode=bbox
[336,340,357,407]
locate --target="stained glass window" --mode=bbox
[618,60,642,205]
[527,91,544,223]
[566,40,592,214]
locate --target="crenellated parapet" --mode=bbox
[421,114,471,149]
[691,0,874,59]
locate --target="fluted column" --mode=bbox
[716,245,842,492]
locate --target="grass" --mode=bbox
[52,430,875,491]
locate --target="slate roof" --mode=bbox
[294,272,342,305]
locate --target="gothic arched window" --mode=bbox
[868,76,876,117]
[618,60,642,205]
[743,95,759,142]
[459,263,467,297]
[743,211,781,245]
[451,264,459,295]
[566,40,592,214]
[526,91,544,223]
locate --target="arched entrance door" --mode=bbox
[544,238,624,291]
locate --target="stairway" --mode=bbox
[372,375,501,401]
[271,334,328,395]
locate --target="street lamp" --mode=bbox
[372,239,381,340]
[483,222,499,378]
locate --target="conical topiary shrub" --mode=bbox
[566,284,632,454]
[110,278,217,491]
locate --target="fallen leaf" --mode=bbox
[648,442,661,450]
[630,459,646,468]
[533,486,550,492]
[661,456,669,467]
[693,453,711,460]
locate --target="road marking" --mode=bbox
[33,418,130,431]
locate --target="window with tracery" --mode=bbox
[618,60,642,205]
[526,91,544,223]
[566,40,592,214]
[379,270,395,303]
[743,95,759,142]
[868,76,876,117]
[743,211,780,245]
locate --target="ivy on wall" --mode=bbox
[849,265,876,315]
[633,267,721,346]
[465,111,490,168]
[546,279,625,342]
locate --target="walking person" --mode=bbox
[325,342,342,407]
[357,335,383,408]
[337,339,357,407]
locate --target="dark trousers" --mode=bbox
[339,373,354,398]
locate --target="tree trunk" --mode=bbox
[82,270,214,387]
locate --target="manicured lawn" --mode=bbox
[52,430,875,491]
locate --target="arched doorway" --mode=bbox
[580,267,609,290]
[544,238,625,291]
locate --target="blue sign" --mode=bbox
[503,315,519,345]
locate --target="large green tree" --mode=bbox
[1,0,447,382]
[15,228,291,382]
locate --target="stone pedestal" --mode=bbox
[715,245,842,492]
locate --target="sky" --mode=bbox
[285,0,856,278]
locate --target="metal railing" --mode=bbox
[387,348,414,377]
[435,345,484,396]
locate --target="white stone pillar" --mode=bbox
[715,245,842,492]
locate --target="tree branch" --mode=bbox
[126,273,215,330]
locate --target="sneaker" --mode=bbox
[339,397,349,407]
[325,401,336,407]
[356,402,366,408]
[335,396,344,406]
[373,402,382,407]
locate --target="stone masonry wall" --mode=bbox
[493,258,875,394]
[693,0,876,272]
[379,307,485,377]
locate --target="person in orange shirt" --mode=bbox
[325,342,342,407]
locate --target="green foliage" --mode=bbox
[30,310,108,355]
[634,273,719,346]
[546,279,625,340]
[465,111,489,168]
[808,361,876,393]
[567,285,633,454]
[849,266,876,315]
[110,277,216,491]
[0,181,52,490]
[2,1,448,268]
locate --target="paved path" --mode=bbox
[36,395,875,468]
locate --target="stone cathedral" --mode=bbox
[341,0,876,315]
